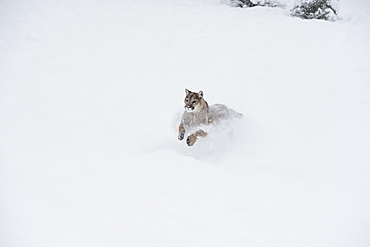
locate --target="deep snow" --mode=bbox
[1,0,370,246]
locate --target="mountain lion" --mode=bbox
[178,89,243,146]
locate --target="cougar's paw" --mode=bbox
[178,131,185,141]
[186,134,197,146]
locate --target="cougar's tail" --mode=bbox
[230,109,244,119]
[234,112,244,119]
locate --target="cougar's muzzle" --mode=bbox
[185,105,194,112]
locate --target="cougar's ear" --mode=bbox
[185,88,191,94]
[198,90,203,98]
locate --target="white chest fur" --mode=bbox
[182,110,208,128]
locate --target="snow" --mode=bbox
[1,0,370,246]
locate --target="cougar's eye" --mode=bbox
[185,99,188,102]
[192,100,197,104]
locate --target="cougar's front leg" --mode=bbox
[186,129,208,146]
[178,123,185,141]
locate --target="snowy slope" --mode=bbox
[1,0,370,246]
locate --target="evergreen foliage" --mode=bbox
[228,0,256,8]
[226,0,338,21]
[228,0,279,8]
[292,0,337,21]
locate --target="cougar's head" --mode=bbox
[184,88,204,112]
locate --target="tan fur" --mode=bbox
[178,89,243,146]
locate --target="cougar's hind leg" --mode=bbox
[195,129,207,138]
[186,129,207,146]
